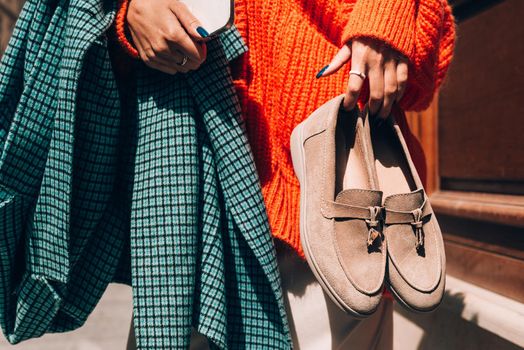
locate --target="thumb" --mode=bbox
[171,1,210,41]
[316,44,352,78]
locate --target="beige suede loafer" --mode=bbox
[369,115,446,312]
[290,95,386,317]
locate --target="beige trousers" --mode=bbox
[277,249,393,350]
[127,249,393,350]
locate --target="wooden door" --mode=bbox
[406,0,524,302]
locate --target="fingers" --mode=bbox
[396,60,409,101]
[171,1,210,41]
[378,58,398,118]
[132,36,201,74]
[317,45,351,78]
[161,14,207,64]
[133,32,196,75]
[367,58,384,116]
[318,38,410,117]
[143,12,206,71]
[157,43,206,71]
[138,47,188,75]
[126,0,207,75]
[141,54,181,75]
[343,59,366,111]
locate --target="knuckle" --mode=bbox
[129,0,145,16]
[370,92,384,102]
[370,52,384,65]
[353,41,368,56]
[343,97,355,110]
[347,84,361,95]
[127,10,137,23]
[152,42,169,54]
[385,84,397,96]
[164,27,184,42]
[397,72,408,84]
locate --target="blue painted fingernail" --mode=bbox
[316,65,329,79]
[196,27,209,38]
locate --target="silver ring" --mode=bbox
[177,55,189,67]
[349,70,366,80]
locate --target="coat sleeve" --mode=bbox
[341,0,456,111]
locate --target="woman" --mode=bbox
[116,0,455,349]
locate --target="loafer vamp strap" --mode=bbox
[321,200,382,220]
[384,200,432,250]
[384,200,432,225]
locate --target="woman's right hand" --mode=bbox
[127,0,209,75]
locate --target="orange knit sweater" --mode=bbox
[115,0,455,258]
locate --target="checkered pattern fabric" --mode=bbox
[0,0,291,348]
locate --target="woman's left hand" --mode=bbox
[317,38,409,119]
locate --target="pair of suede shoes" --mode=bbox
[290,95,445,317]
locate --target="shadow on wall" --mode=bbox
[393,291,521,350]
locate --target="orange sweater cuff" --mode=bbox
[115,0,139,59]
[341,0,417,60]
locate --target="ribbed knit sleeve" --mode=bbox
[400,1,456,111]
[435,3,456,93]
[114,0,139,58]
[342,0,456,111]
[341,0,417,59]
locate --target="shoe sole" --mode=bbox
[386,280,440,314]
[290,122,370,319]
[386,255,445,314]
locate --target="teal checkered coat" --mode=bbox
[0,0,291,348]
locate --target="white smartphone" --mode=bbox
[179,0,235,37]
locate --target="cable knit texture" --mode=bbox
[114,0,455,258]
